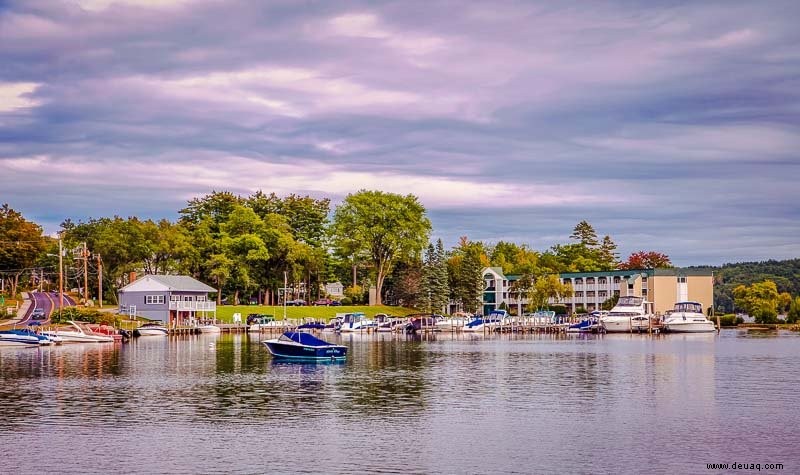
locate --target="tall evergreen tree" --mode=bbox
[432,239,450,313]
[570,220,599,248]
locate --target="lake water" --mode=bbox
[1,330,798,474]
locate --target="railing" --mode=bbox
[169,301,216,311]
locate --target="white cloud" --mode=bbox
[0,82,41,112]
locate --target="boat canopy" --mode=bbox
[673,302,703,313]
[279,332,335,347]
[617,296,643,306]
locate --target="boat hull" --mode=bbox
[262,341,347,360]
[0,333,44,347]
[664,322,716,333]
[136,327,169,336]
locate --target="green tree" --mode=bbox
[490,241,541,275]
[778,292,792,315]
[331,190,431,306]
[448,237,487,314]
[598,235,619,269]
[786,296,800,324]
[512,273,573,312]
[421,239,449,313]
[0,204,47,296]
[570,220,599,248]
[733,280,780,323]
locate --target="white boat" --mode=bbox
[196,324,221,333]
[663,301,716,333]
[338,312,373,332]
[0,329,51,347]
[462,310,507,332]
[136,322,169,336]
[600,296,654,333]
[40,321,115,343]
[435,315,470,331]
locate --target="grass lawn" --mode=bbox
[214,305,419,323]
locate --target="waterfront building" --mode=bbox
[118,274,217,325]
[481,267,713,316]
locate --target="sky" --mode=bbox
[1,0,798,266]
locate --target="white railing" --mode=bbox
[169,301,216,311]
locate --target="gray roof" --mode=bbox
[149,275,216,292]
[121,274,216,292]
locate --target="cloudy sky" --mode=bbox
[1,0,798,265]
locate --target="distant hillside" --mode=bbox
[703,259,800,312]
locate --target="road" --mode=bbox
[24,291,75,325]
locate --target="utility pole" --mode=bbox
[58,239,64,317]
[83,242,89,305]
[97,253,103,308]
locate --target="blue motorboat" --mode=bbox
[0,328,51,347]
[262,332,347,361]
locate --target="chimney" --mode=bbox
[129,271,137,283]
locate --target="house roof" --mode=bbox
[119,274,216,293]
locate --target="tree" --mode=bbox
[512,274,573,312]
[489,241,541,275]
[448,237,488,314]
[733,280,780,324]
[787,296,800,324]
[778,292,792,315]
[331,190,431,306]
[0,204,47,296]
[598,235,619,269]
[618,251,673,270]
[570,220,599,248]
[421,239,450,313]
[179,191,243,229]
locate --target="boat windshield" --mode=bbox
[617,296,643,307]
[674,302,703,313]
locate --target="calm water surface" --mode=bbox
[1,330,798,474]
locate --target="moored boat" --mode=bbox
[135,322,169,337]
[40,321,115,343]
[600,296,654,333]
[0,329,51,347]
[663,301,716,333]
[262,331,347,361]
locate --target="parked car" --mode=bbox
[285,299,307,306]
[330,300,341,306]
[313,298,333,306]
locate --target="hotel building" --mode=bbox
[481,267,713,316]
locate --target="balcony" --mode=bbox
[169,301,216,312]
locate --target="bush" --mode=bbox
[575,306,588,314]
[339,297,352,305]
[51,307,116,325]
[717,314,744,327]
[548,305,567,315]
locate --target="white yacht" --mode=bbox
[338,313,373,332]
[40,321,115,343]
[136,322,169,336]
[600,296,654,333]
[663,301,716,333]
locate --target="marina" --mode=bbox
[1,329,797,474]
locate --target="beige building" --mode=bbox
[481,267,714,316]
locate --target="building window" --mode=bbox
[678,276,686,283]
[145,295,165,305]
[628,283,634,290]
[642,289,648,296]
[170,295,181,301]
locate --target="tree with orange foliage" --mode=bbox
[618,251,673,270]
